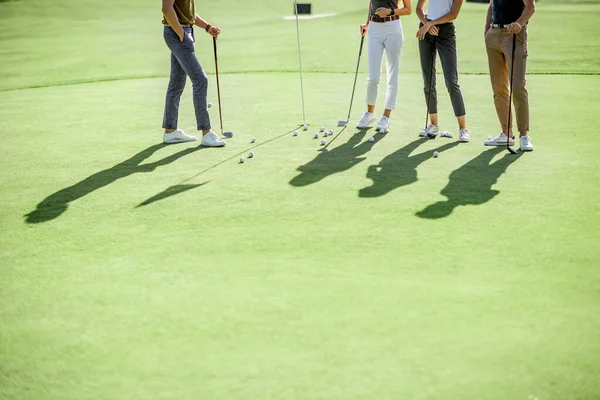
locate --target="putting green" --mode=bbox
[1,0,599,399]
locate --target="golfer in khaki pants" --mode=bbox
[484,0,536,151]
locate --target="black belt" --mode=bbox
[370,15,400,23]
[490,23,527,28]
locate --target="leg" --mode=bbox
[508,29,530,136]
[164,27,211,133]
[366,23,385,110]
[485,29,510,135]
[383,21,404,113]
[437,23,467,129]
[419,27,438,125]
[163,53,187,132]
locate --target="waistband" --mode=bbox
[490,23,527,28]
[163,23,193,28]
[370,15,400,23]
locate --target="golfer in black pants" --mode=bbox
[416,0,470,142]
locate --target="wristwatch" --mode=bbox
[389,8,394,16]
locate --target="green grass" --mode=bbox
[1,1,600,399]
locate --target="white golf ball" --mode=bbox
[248,151,254,158]
[328,129,334,135]
[293,130,298,136]
[303,124,308,131]
[319,126,325,132]
[433,151,439,158]
[250,137,256,143]
[313,133,319,139]
[239,157,246,163]
[368,136,375,142]
[320,139,326,146]
[323,131,328,137]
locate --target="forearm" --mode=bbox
[516,2,535,26]
[194,15,210,30]
[416,7,428,24]
[394,5,412,16]
[427,12,458,25]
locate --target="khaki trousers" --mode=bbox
[485,28,529,135]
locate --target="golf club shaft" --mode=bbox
[213,37,224,136]
[347,35,365,120]
[346,4,371,122]
[294,0,306,126]
[425,37,436,129]
[507,34,516,152]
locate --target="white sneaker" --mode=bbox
[458,128,471,143]
[200,131,226,147]
[376,116,390,133]
[356,112,376,129]
[520,135,534,151]
[419,124,439,137]
[163,129,197,144]
[484,132,515,146]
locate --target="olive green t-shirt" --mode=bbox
[162,0,195,26]
[370,0,399,16]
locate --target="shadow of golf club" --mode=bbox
[416,147,523,219]
[359,138,459,198]
[25,143,205,224]
[289,128,379,187]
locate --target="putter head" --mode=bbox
[337,120,349,127]
[223,132,234,139]
[427,132,438,140]
[507,146,518,154]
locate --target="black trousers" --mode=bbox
[419,22,466,117]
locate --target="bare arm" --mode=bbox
[375,0,412,17]
[416,0,462,39]
[194,15,221,38]
[415,0,429,25]
[508,0,535,33]
[162,0,183,40]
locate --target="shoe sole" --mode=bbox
[163,138,197,144]
[520,148,533,151]
[459,138,470,143]
[356,118,377,129]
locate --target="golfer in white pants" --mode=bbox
[357,0,412,133]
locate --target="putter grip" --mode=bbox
[213,37,217,59]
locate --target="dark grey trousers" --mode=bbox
[419,22,466,117]
[162,25,211,131]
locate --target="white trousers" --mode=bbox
[366,20,404,110]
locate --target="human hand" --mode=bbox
[360,23,369,36]
[429,25,439,36]
[375,7,393,17]
[416,23,434,40]
[207,25,221,38]
[507,22,522,34]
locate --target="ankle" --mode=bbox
[164,129,176,134]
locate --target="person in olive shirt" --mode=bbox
[484,0,536,151]
[161,0,225,147]
[357,0,412,133]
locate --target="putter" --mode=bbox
[338,3,371,127]
[425,37,438,139]
[506,34,518,154]
[213,37,233,139]
[294,0,307,129]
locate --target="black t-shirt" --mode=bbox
[492,0,525,24]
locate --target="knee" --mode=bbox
[190,70,208,88]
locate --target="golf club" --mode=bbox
[425,36,438,139]
[338,3,371,127]
[294,0,307,129]
[507,34,518,154]
[213,37,233,139]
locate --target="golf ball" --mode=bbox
[319,126,325,132]
[487,135,493,141]
[248,151,254,158]
[208,103,212,108]
[293,130,298,136]
[368,136,375,142]
[313,133,319,139]
[303,124,308,131]
[433,151,439,158]
[239,157,246,163]
[323,131,328,137]
[320,139,326,146]
[250,137,256,143]
[328,129,334,135]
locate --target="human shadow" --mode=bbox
[359,138,459,198]
[25,143,204,224]
[416,148,523,219]
[289,129,379,187]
